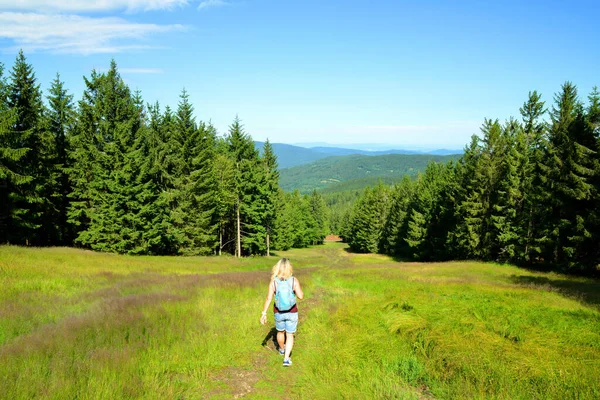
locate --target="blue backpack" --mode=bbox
[275,277,296,311]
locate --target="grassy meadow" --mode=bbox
[1,243,599,399]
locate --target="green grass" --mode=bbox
[1,243,599,399]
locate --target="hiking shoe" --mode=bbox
[278,348,285,355]
[283,358,292,367]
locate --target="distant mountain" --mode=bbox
[279,153,460,193]
[309,147,421,156]
[255,141,462,169]
[427,149,463,155]
[255,142,326,169]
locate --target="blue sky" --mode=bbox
[0,0,598,149]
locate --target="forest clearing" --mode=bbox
[1,243,598,399]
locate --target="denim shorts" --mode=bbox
[274,312,298,333]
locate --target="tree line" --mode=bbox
[0,51,328,256]
[342,83,600,275]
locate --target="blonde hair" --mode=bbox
[271,258,293,281]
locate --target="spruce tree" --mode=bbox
[262,139,280,255]
[345,182,390,253]
[288,190,311,248]
[46,73,74,245]
[428,161,460,260]
[381,176,414,256]
[307,189,328,245]
[585,87,600,268]
[6,50,46,245]
[213,138,236,255]
[519,91,547,263]
[404,162,449,260]
[489,119,524,262]
[69,61,145,253]
[271,189,294,251]
[453,134,486,259]
[188,122,219,254]
[227,116,264,256]
[540,82,595,270]
[169,89,219,254]
[125,101,178,255]
[0,107,32,243]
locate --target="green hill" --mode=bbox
[279,153,459,192]
[255,142,327,169]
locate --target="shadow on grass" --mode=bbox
[261,327,295,357]
[510,275,600,308]
[261,327,278,349]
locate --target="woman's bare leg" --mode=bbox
[277,330,285,350]
[284,332,294,359]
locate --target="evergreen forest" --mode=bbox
[2,50,599,276]
[342,84,600,275]
[0,51,328,256]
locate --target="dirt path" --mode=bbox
[206,248,338,399]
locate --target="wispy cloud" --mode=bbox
[0,12,186,54]
[0,0,191,13]
[198,0,230,10]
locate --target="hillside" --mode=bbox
[255,142,463,169]
[255,142,327,169]
[279,153,459,192]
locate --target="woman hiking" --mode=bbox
[260,258,304,367]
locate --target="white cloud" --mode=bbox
[198,0,229,10]
[0,0,191,13]
[0,12,185,54]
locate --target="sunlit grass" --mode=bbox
[1,243,599,399]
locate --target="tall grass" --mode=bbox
[1,244,598,399]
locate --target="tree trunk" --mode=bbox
[266,229,270,257]
[236,199,241,258]
[219,225,222,256]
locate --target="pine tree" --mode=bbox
[540,82,595,270]
[428,161,460,260]
[288,190,311,248]
[188,121,219,254]
[489,119,525,262]
[124,101,179,255]
[585,87,600,268]
[519,91,547,264]
[381,176,414,256]
[69,61,145,253]
[0,107,32,243]
[307,189,328,245]
[262,139,280,255]
[453,135,486,258]
[46,73,75,245]
[213,138,236,255]
[227,116,264,256]
[271,189,294,251]
[345,182,390,253]
[169,89,198,253]
[239,155,267,255]
[404,162,448,260]
[6,50,47,245]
